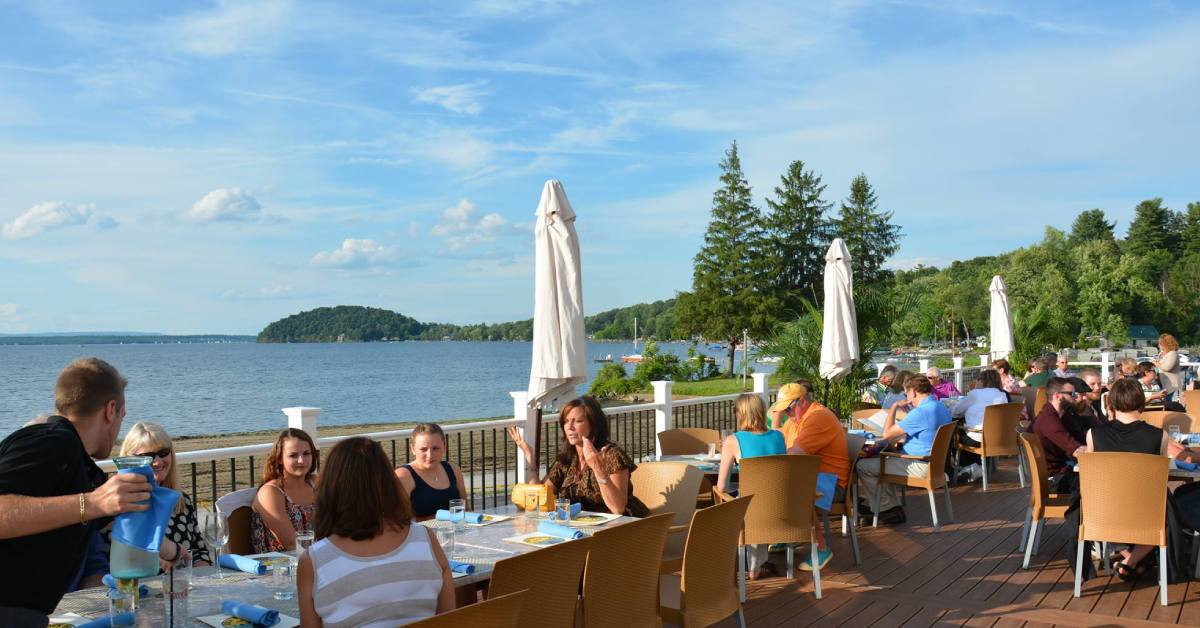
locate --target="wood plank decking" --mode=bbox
[716,458,1200,627]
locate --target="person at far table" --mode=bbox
[863,365,898,406]
[926,367,961,400]
[992,359,1023,394]
[1155,333,1182,403]
[1137,361,1170,406]
[298,437,454,628]
[1077,369,1106,419]
[0,358,183,627]
[717,393,791,579]
[1054,352,1074,378]
[252,428,319,553]
[508,396,649,517]
[1031,378,1096,494]
[1022,357,1052,389]
[773,381,849,570]
[855,375,952,525]
[951,368,1009,469]
[394,423,469,522]
[881,370,914,409]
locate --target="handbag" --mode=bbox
[511,482,556,512]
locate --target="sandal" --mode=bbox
[749,561,780,580]
[1112,561,1146,582]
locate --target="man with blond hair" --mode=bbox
[0,358,180,626]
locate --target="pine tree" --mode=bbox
[1124,198,1179,256]
[1068,208,1116,245]
[1181,202,1200,257]
[833,174,901,286]
[763,160,833,315]
[675,141,777,374]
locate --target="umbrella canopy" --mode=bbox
[819,238,859,381]
[527,180,587,410]
[989,275,1014,361]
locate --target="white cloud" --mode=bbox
[220,285,298,300]
[412,82,488,115]
[171,0,294,57]
[2,202,94,239]
[188,188,263,222]
[0,303,27,333]
[311,238,399,268]
[430,199,511,250]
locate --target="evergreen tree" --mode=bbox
[1124,198,1179,256]
[763,160,833,314]
[1068,208,1115,245]
[675,142,777,374]
[1181,202,1200,257]
[833,174,901,286]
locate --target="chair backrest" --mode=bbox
[925,422,958,489]
[1033,387,1048,417]
[489,537,591,628]
[677,495,753,627]
[215,487,258,554]
[1141,411,1191,433]
[738,455,820,545]
[1017,433,1052,513]
[657,428,720,456]
[1182,390,1200,427]
[631,461,703,560]
[1077,452,1169,547]
[582,513,673,628]
[405,590,527,628]
[980,402,1025,456]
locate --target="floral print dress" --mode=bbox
[250,482,316,554]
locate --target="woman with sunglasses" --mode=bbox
[118,422,210,565]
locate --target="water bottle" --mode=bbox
[109,456,160,581]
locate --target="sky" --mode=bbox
[0,0,1197,334]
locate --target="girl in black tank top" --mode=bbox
[393,423,469,520]
[403,460,460,518]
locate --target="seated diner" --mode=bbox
[252,428,319,553]
[394,423,469,522]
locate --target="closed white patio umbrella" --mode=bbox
[819,238,859,381]
[989,275,1014,361]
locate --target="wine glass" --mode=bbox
[203,511,230,580]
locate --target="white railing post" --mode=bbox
[874,363,886,375]
[510,391,537,482]
[752,372,770,409]
[653,380,673,459]
[919,358,930,373]
[1100,352,1112,383]
[282,407,320,441]
[952,356,964,390]
[980,354,988,367]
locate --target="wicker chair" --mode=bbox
[1016,433,1071,568]
[737,455,825,597]
[657,428,720,456]
[872,421,956,531]
[660,495,753,628]
[821,433,863,565]
[1074,452,1170,606]
[404,590,526,628]
[1182,390,1200,429]
[955,402,1026,491]
[489,536,592,628]
[581,513,673,628]
[631,461,703,563]
[1140,410,1191,433]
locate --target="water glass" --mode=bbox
[161,572,189,626]
[707,442,718,458]
[295,527,315,554]
[108,587,136,627]
[524,492,543,518]
[554,498,572,521]
[272,557,297,600]
[1169,424,1181,442]
[435,525,455,558]
[448,498,466,527]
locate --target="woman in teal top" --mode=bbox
[717,393,793,579]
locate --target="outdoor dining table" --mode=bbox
[53,504,636,625]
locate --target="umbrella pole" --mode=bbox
[532,407,543,482]
[823,378,830,406]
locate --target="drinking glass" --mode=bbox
[448,498,466,529]
[1169,424,1181,442]
[108,587,136,627]
[161,571,188,626]
[203,512,230,580]
[295,527,315,555]
[435,525,455,558]
[706,442,718,458]
[271,556,296,601]
[524,492,542,518]
[555,498,571,522]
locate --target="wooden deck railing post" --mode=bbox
[282,407,320,441]
[510,391,537,482]
[980,354,988,367]
[953,356,964,390]
[1100,351,1111,382]
[752,373,769,410]
[653,380,673,459]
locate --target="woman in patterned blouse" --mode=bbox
[508,396,649,517]
[119,422,211,565]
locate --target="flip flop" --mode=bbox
[800,547,833,572]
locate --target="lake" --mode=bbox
[0,341,772,438]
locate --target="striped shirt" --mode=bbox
[310,525,443,627]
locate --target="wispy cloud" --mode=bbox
[412,81,489,115]
[431,199,513,251]
[310,238,399,268]
[3,202,95,239]
[0,303,27,333]
[169,0,295,57]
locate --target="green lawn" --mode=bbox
[669,373,787,397]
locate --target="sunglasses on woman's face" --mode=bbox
[134,447,172,460]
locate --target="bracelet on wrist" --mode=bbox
[79,493,88,526]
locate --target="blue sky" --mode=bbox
[0,1,1197,334]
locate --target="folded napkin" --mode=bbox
[547,503,583,521]
[102,574,149,597]
[448,560,475,574]
[77,613,135,628]
[222,600,280,627]
[814,472,838,511]
[219,553,269,575]
[435,509,484,524]
[111,465,181,553]
[537,520,585,540]
[1174,459,1200,472]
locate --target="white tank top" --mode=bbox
[310,525,443,628]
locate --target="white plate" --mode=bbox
[47,613,90,627]
[562,512,620,527]
[502,531,577,548]
[197,612,300,628]
[466,514,512,527]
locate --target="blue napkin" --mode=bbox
[222,600,280,627]
[77,613,135,628]
[111,465,180,554]
[102,574,149,597]
[547,503,582,521]
[537,520,584,540]
[448,559,475,574]
[814,472,838,511]
[435,509,484,524]
[1176,459,1200,472]
[219,553,269,575]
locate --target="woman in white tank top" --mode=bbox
[298,438,455,627]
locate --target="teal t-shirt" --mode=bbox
[734,430,786,459]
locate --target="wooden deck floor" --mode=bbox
[716,459,1200,627]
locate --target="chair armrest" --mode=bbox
[713,489,735,504]
[880,451,930,461]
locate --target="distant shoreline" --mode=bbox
[0,334,256,346]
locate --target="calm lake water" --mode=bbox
[0,341,772,439]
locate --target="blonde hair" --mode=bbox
[120,422,183,513]
[735,393,768,432]
[1160,333,1179,352]
[1119,357,1138,375]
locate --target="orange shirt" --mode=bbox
[781,402,850,487]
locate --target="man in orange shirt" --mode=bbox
[769,381,850,570]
